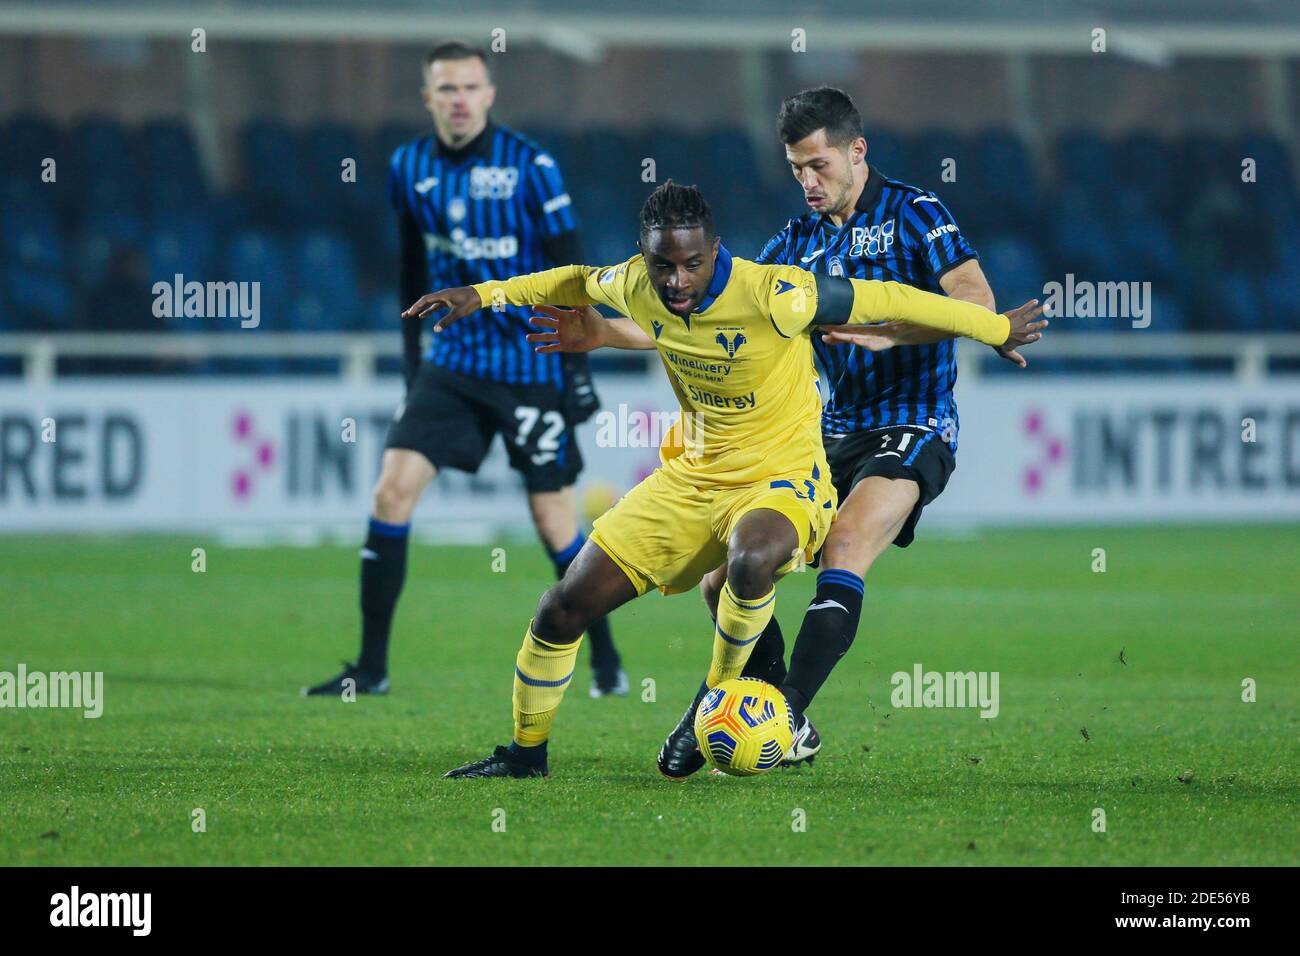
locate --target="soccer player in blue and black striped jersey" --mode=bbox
[657,87,1044,776]
[305,42,625,699]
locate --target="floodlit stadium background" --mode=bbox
[2,0,1299,538]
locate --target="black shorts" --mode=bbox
[824,425,956,548]
[386,365,583,493]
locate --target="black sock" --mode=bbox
[508,739,548,766]
[550,531,620,674]
[780,568,864,720]
[356,517,410,676]
[740,615,788,686]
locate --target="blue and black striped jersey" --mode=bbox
[757,166,978,449]
[388,122,578,385]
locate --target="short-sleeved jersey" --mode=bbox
[388,122,577,386]
[471,246,1007,488]
[758,166,978,447]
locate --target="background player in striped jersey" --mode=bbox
[657,87,1046,776]
[305,41,625,699]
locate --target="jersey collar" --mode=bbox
[692,244,733,315]
[853,165,884,213]
[436,120,496,162]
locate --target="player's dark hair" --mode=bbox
[639,180,714,239]
[424,41,491,79]
[778,87,863,148]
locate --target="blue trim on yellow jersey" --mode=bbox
[694,244,733,314]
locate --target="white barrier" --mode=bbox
[1,375,1297,533]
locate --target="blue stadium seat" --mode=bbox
[1049,185,1121,277]
[1115,133,1178,214]
[302,123,366,227]
[865,128,906,178]
[242,121,311,225]
[1215,272,1265,330]
[980,235,1045,309]
[134,121,207,213]
[974,128,1039,230]
[1112,187,1181,280]
[1259,272,1300,331]
[365,290,401,333]
[72,116,137,209]
[147,216,217,295]
[4,267,72,331]
[225,230,290,333]
[705,128,761,185]
[1055,130,1113,198]
[908,131,988,231]
[292,231,361,330]
[907,130,967,190]
[2,113,61,175]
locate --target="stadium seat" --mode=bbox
[974,128,1039,231]
[865,128,906,179]
[1055,129,1113,198]
[4,266,72,331]
[1049,185,1121,277]
[292,231,362,330]
[980,235,1045,310]
[225,230,290,333]
[71,116,139,210]
[365,290,401,333]
[242,121,312,226]
[1115,133,1179,215]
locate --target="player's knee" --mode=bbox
[823,508,898,575]
[726,547,779,600]
[371,479,416,523]
[533,583,586,644]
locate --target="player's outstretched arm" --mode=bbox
[402,286,484,333]
[526,305,655,353]
[839,277,1043,348]
[404,265,602,333]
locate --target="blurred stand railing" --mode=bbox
[1,333,1299,385]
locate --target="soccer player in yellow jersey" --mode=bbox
[405,182,1042,778]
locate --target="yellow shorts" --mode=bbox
[589,461,837,596]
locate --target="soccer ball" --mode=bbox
[694,678,794,777]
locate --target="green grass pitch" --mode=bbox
[2,525,1297,866]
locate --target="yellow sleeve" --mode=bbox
[471,256,639,315]
[847,279,1010,346]
[764,265,822,338]
[471,266,595,311]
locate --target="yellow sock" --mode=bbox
[512,625,583,746]
[706,581,776,687]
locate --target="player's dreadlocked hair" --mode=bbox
[639,180,714,239]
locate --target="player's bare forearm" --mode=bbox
[604,316,656,350]
[527,308,654,353]
[940,259,997,314]
[941,258,1035,367]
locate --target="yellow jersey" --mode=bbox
[472,246,1008,487]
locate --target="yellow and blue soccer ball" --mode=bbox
[694,678,794,777]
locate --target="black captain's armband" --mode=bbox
[811,274,855,325]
